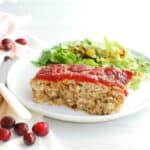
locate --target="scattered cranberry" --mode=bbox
[23,132,36,145]
[0,116,49,145]
[4,56,11,62]
[15,38,27,45]
[0,44,4,50]
[0,116,15,129]
[14,122,29,136]
[0,128,11,142]
[32,122,49,137]
[1,38,14,51]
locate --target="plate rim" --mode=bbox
[7,49,150,123]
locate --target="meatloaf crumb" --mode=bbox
[31,79,125,115]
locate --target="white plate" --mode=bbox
[7,50,150,123]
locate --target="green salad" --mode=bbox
[32,37,150,90]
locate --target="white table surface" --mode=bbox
[1,0,150,149]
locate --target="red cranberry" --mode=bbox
[0,128,11,142]
[0,116,15,129]
[0,44,4,50]
[1,38,14,51]
[14,122,29,136]
[15,38,27,45]
[23,132,36,145]
[4,56,11,62]
[32,122,49,136]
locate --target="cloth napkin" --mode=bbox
[0,11,31,38]
[0,11,63,150]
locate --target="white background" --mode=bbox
[1,0,150,53]
[1,0,150,149]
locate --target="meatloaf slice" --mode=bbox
[30,64,133,115]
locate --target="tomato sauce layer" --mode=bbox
[35,64,133,89]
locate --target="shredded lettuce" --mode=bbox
[32,48,79,66]
[129,76,141,90]
[32,37,150,90]
[32,50,52,67]
[77,59,99,67]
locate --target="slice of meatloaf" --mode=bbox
[30,64,133,115]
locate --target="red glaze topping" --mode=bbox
[35,64,133,90]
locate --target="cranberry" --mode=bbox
[0,128,11,141]
[1,38,14,51]
[32,122,49,136]
[0,116,15,129]
[0,44,4,50]
[23,132,36,145]
[15,38,27,45]
[14,122,29,136]
[4,56,11,62]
